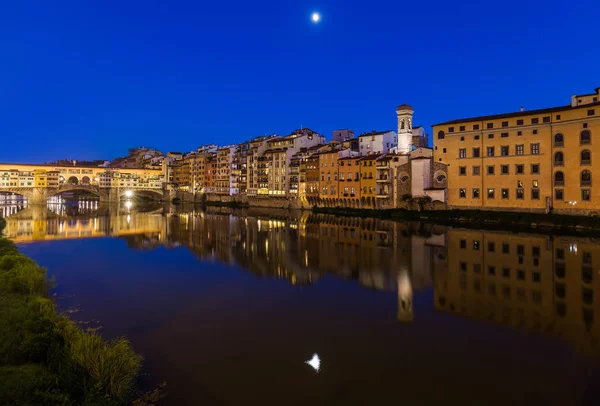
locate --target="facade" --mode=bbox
[360,154,379,208]
[215,145,238,195]
[338,156,361,206]
[434,87,600,214]
[33,170,47,187]
[332,129,355,143]
[359,130,397,155]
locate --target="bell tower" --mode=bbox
[396,104,414,154]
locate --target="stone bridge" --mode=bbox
[0,185,165,204]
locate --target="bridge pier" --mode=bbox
[28,187,48,205]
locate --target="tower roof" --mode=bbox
[396,104,413,111]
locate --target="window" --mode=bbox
[531,118,539,125]
[473,188,480,198]
[437,131,445,140]
[517,270,525,281]
[516,188,524,199]
[501,165,509,175]
[516,144,524,155]
[581,149,591,165]
[501,146,509,156]
[502,244,510,254]
[517,119,524,126]
[582,189,591,201]
[517,244,525,256]
[460,239,467,249]
[487,188,495,199]
[472,147,480,157]
[488,241,495,252]
[581,170,592,186]
[588,109,596,116]
[460,136,465,141]
[443,148,447,153]
[517,131,522,136]
[503,268,511,278]
[531,189,540,200]
[472,166,480,176]
[501,132,509,138]
[474,135,480,140]
[502,188,509,199]
[533,180,539,188]
[583,252,592,264]
[459,166,467,176]
[555,189,564,201]
[473,264,481,273]
[473,241,480,251]
[487,147,495,157]
[556,248,565,260]
[556,114,561,120]
[531,143,540,155]
[516,164,524,174]
[487,166,495,175]
[460,262,467,272]
[533,129,538,135]
[517,180,523,188]
[584,123,588,129]
[448,127,455,133]
[543,116,550,123]
[488,133,494,139]
[459,148,466,158]
[459,188,466,198]
[554,151,564,166]
[473,124,480,130]
[487,123,494,129]
[459,125,465,131]
[580,130,591,145]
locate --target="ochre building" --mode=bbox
[433,87,600,214]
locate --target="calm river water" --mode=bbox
[3,200,600,405]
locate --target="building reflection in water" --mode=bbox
[2,201,600,356]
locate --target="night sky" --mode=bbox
[2,0,598,163]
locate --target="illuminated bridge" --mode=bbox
[0,162,165,203]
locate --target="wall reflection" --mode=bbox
[2,201,600,355]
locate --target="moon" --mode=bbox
[311,12,321,23]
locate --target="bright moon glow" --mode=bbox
[311,12,321,23]
[305,354,321,372]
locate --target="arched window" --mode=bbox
[581,149,591,165]
[400,120,405,130]
[581,170,592,186]
[581,130,591,145]
[554,133,564,147]
[554,171,565,186]
[437,131,445,140]
[554,151,564,166]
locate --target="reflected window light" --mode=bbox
[570,244,577,253]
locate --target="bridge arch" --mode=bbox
[47,185,105,200]
[119,189,164,200]
[67,176,79,185]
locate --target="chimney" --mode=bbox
[520,106,524,112]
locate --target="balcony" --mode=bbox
[554,141,564,147]
[554,161,564,167]
[581,160,591,166]
[554,181,564,187]
[376,176,389,182]
[376,194,390,199]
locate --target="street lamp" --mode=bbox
[124,190,133,198]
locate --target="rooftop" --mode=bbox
[359,130,394,137]
[433,101,600,127]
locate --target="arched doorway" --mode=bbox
[67,176,79,185]
[81,176,91,185]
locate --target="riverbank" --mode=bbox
[312,207,600,235]
[0,217,155,405]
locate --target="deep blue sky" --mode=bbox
[2,0,598,163]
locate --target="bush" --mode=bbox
[0,364,70,406]
[0,253,50,296]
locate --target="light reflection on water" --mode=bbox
[6,200,600,405]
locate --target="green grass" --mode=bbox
[0,214,148,405]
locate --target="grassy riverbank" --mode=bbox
[312,207,600,235]
[0,217,153,405]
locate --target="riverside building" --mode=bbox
[433,87,600,214]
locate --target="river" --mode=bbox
[3,199,600,405]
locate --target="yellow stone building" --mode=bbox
[359,154,379,208]
[433,87,600,214]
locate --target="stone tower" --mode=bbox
[397,266,414,322]
[396,104,414,154]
